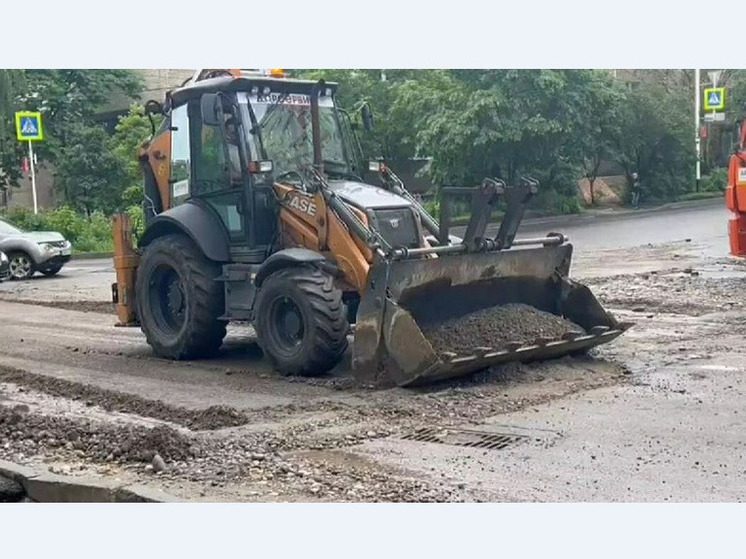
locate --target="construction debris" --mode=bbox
[421,303,585,355]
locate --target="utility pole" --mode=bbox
[695,68,701,192]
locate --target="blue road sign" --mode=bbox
[15,111,44,141]
[703,87,726,112]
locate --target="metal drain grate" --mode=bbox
[401,427,529,450]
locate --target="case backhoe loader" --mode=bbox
[112,69,631,386]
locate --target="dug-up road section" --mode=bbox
[1,201,745,502]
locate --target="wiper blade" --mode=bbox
[254,92,289,132]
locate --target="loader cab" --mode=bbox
[158,76,365,264]
[163,88,278,263]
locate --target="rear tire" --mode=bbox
[8,252,34,280]
[254,266,348,376]
[136,234,226,359]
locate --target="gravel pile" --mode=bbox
[0,404,197,463]
[421,303,585,355]
[0,366,249,430]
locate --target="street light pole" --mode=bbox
[695,68,701,192]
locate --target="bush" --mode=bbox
[0,206,114,253]
[534,189,582,215]
[701,168,727,192]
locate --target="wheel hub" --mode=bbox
[167,280,185,315]
[10,255,31,279]
[275,297,304,346]
[149,265,186,334]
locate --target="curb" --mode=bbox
[0,459,182,503]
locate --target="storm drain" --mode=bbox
[401,427,531,450]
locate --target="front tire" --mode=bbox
[136,234,226,359]
[8,252,34,280]
[254,266,348,376]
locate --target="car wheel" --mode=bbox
[8,252,34,280]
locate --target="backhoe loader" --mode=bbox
[112,69,631,387]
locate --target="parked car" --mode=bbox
[0,250,9,282]
[0,218,72,280]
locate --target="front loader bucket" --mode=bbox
[353,243,632,387]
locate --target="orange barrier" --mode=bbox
[726,152,746,256]
[112,213,140,326]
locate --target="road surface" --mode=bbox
[1,198,744,502]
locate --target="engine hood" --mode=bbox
[14,231,67,243]
[327,180,412,210]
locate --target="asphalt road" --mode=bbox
[5,198,725,302]
[471,198,728,257]
[1,198,744,502]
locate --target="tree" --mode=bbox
[576,74,626,205]
[54,124,129,215]
[612,82,694,201]
[1,70,144,211]
[16,70,142,162]
[0,70,26,193]
[109,104,159,205]
[388,70,613,212]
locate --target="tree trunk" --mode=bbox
[588,178,596,206]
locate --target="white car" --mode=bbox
[0,218,72,280]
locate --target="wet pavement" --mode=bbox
[1,198,744,501]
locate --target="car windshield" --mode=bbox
[249,91,351,182]
[0,219,22,235]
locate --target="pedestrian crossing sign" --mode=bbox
[703,87,726,112]
[15,111,44,141]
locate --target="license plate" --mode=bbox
[61,249,71,256]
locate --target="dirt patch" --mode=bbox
[586,268,746,316]
[0,298,115,314]
[0,365,249,431]
[421,303,585,355]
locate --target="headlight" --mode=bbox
[0,252,7,263]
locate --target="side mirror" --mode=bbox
[200,93,221,127]
[144,99,163,115]
[361,104,374,132]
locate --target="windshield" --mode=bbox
[0,219,22,235]
[248,92,351,182]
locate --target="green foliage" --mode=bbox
[0,70,27,191]
[613,80,695,200]
[54,124,129,215]
[0,70,144,212]
[15,70,142,162]
[1,206,114,253]
[1,69,712,233]
[111,104,158,187]
[701,167,727,192]
[126,204,146,239]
